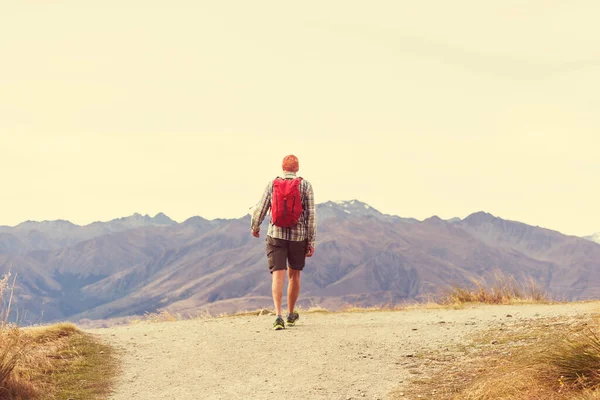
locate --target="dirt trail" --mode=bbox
[90,302,599,400]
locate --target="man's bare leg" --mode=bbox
[287,268,301,314]
[272,270,286,317]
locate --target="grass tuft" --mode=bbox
[0,271,117,399]
[577,389,600,400]
[0,324,118,400]
[0,326,24,386]
[402,313,600,400]
[27,322,79,343]
[0,269,23,391]
[440,269,549,305]
[546,328,600,390]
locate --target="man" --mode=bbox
[251,155,316,330]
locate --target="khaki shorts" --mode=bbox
[266,236,308,274]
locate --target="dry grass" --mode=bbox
[50,329,118,400]
[128,301,461,326]
[546,328,600,390]
[131,309,214,324]
[0,272,17,326]
[0,271,117,399]
[0,269,23,395]
[0,326,24,387]
[340,300,466,314]
[400,314,600,400]
[0,323,118,400]
[576,390,600,400]
[26,322,79,343]
[439,270,549,306]
[128,273,548,326]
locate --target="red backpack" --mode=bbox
[271,178,303,228]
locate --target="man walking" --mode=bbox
[251,155,316,330]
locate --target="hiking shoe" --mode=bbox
[273,316,285,330]
[286,311,299,326]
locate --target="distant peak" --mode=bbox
[152,213,175,225]
[16,219,79,228]
[470,211,494,217]
[316,200,391,220]
[122,213,146,221]
[464,211,497,224]
[183,215,209,227]
[325,200,374,209]
[423,215,445,225]
[184,216,207,223]
[105,212,175,226]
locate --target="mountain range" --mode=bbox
[1,201,599,325]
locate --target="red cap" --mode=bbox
[282,155,299,172]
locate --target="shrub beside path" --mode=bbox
[90,302,600,400]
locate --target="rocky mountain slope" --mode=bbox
[0,213,175,253]
[1,201,600,324]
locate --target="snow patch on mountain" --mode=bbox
[316,200,418,223]
[584,233,600,244]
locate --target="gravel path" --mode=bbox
[90,302,599,400]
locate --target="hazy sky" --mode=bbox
[1,1,599,236]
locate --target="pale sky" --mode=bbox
[1,1,599,236]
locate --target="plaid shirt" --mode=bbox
[251,171,317,247]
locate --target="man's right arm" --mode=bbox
[251,182,272,234]
[305,181,316,249]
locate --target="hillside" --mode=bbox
[1,202,600,323]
